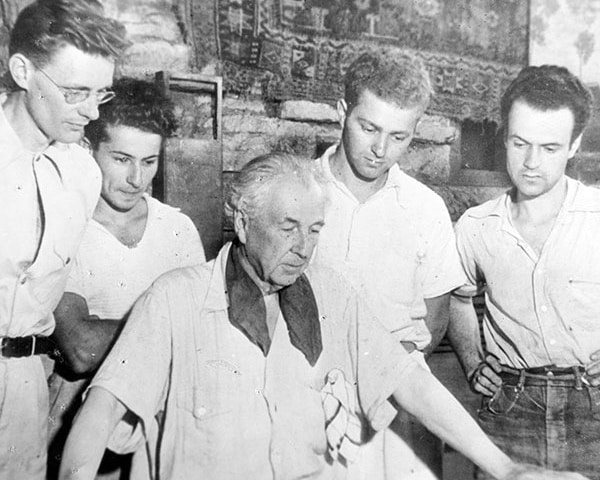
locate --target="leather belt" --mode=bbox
[0,336,56,358]
[500,365,587,389]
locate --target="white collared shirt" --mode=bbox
[455,177,600,367]
[90,243,419,479]
[0,94,101,337]
[313,145,465,349]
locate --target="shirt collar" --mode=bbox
[318,143,409,207]
[564,177,600,212]
[200,241,323,366]
[464,176,599,222]
[0,93,26,162]
[201,242,232,313]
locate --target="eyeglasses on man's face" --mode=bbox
[33,63,116,105]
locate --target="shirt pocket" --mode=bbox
[556,271,600,331]
[174,364,240,465]
[175,360,239,426]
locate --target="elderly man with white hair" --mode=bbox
[59,153,588,480]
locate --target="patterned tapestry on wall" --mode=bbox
[205,0,529,122]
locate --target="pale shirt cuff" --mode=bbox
[83,385,145,455]
[452,283,480,298]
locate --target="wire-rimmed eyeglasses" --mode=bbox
[33,63,116,105]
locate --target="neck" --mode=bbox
[3,91,52,152]
[511,176,568,223]
[236,244,280,295]
[330,145,387,203]
[94,195,148,230]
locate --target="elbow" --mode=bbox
[64,348,102,376]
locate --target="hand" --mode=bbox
[501,463,590,479]
[469,354,503,396]
[585,349,600,387]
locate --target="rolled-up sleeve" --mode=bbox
[453,214,485,298]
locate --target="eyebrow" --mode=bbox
[109,150,132,157]
[510,135,563,148]
[109,150,159,158]
[356,116,411,136]
[280,218,325,227]
[64,85,112,92]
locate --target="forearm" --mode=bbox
[56,319,122,373]
[422,293,450,356]
[447,293,484,379]
[59,387,126,480]
[391,369,512,479]
[53,293,124,374]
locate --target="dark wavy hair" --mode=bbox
[9,0,128,65]
[85,78,178,150]
[344,50,432,113]
[501,65,593,144]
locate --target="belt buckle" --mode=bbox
[0,337,8,356]
[29,336,36,356]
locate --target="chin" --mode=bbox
[107,200,137,213]
[271,274,301,289]
[56,131,85,145]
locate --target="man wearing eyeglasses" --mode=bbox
[0,1,127,478]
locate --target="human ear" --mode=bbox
[233,209,249,245]
[336,99,348,128]
[8,54,33,90]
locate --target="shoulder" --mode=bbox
[57,143,101,213]
[306,261,357,307]
[63,143,101,183]
[569,179,600,210]
[396,170,448,213]
[150,260,213,297]
[148,196,199,231]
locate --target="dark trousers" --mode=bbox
[476,369,600,480]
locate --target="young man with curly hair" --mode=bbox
[47,78,205,479]
[313,51,465,479]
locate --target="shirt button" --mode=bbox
[540,305,548,313]
[194,406,207,417]
[20,276,27,285]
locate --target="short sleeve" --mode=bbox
[453,213,485,298]
[88,281,173,453]
[64,255,85,298]
[420,196,466,299]
[348,295,421,431]
[177,215,206,265]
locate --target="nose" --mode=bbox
[78,96,100,121]
[523,146,541,169]
[371,133,388,158]
[291,231,312,259]
[127,163,143,189]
